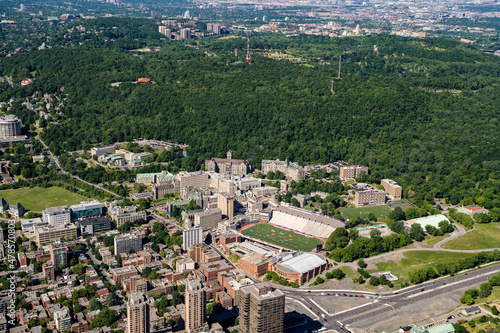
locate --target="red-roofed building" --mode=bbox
[459,205,488,216]
[137,78,151,83]
[21,78,33,86]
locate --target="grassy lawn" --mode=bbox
[421,235,447,248]
[374,251,476,281]
[337,205,393,220]
[0,186,88,213]
[443,223,500,250]
[241,224,322,252]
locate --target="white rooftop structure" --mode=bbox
[406,214,450,229]
[278,253,327,274]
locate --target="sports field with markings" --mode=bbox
[241,223,322,252]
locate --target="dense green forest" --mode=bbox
[0,23,499,209]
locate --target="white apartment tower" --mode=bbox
[182,225,203,251]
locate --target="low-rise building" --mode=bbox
[35,224,77,246]
[199,260,233,281]
[261,159,304,180]
[458,205,489,217]
[70,200,103,221]
[339,165,369,179]
[79,217,112,236]
[268,252,328,285]
[381,179,402,200]
[354,189,386,207]
[111,266,138,284]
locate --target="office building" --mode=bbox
[205,151,250,176]
[339,165,369,179]
[0,115,22,138]
[185,279,208,333]
[108,205,147,227]
[91,145,116,157]
[35,224,77,246]
[381,179,402,200]
[237,282,285,333]
[261,159,304,181]
[54,308,71,332]
[114,233,142,255]
[70,200,103,221]
[42,206,71,226]
[218,193,234,219]
[183,225,203,251]
[50,244,68,266]
[181,208,222,229]
[79,217,112,236]
[126,292,150,333]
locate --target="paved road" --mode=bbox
[36,136,120,198]
[3,76,13,88]
[285,263,500,331]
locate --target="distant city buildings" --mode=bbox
[180,28,191,39]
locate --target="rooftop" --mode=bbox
[277,252,327,274]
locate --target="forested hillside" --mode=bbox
[0,28,498,208]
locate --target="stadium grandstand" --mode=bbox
[269,204,345,239]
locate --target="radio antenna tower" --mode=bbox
[338,55,341,79]
[245,35,252,64]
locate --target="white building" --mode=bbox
[42,206,71,226]
[114,233,142,255]
[54,308,71,332]
[182,225,203,251]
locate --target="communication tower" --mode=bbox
[245,35,251,64]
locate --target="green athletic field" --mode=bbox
[241,224,322,252]
[337,205,393,220]
[0,186,88,212]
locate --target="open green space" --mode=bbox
[0,187,88,212]
[241,223,322,252]
[374,251,476,281]
[443,223,500,250]
[337,205,393,220]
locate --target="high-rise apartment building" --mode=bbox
[114,233,142,255]
[237,282,285,333]
[126,292,150,333]
[183,225,203,251]
[54,308,71,332]
[180,28,191,39]
[50,244,68,266]
[185,279,208,333]
[0,115,22,138]
[218,193,234,219]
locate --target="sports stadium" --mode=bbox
[240,204,345,252]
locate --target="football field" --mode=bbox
[241,224,322,252]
